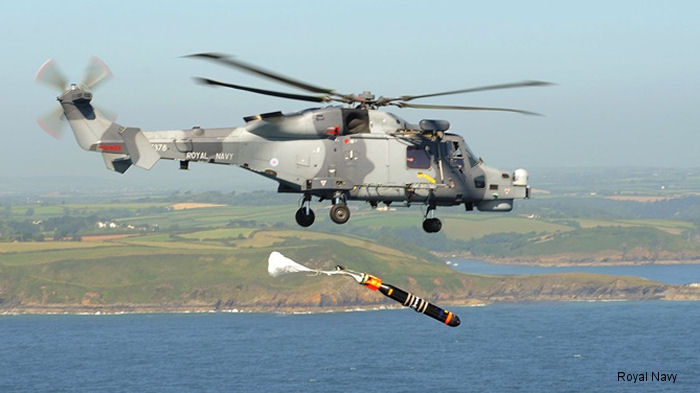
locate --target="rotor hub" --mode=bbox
[357,91,375,102]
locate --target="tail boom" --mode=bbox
[59,86,158,172]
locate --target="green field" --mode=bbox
[0,183,700,263]
[2,196,698,261]
[442,216,573,240]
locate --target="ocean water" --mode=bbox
[1,301,698,392]
[449,259,700,285]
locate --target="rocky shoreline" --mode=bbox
[3,281,698,315]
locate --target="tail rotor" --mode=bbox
[36,106,65,139]
[35,59,68,93]
[35,56,115,138]
[81,56,112,90]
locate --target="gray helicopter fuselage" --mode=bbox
[139,106,527,210]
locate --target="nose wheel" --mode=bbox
[295,196,315,227]
[422,205,442,233]
[422,218,442,233]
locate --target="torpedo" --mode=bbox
[268,251,460,327]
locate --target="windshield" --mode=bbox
[463,142,479,167]
[451,137,478,167]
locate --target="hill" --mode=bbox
[1,228,697,314]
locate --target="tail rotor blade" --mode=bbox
[82,56,112,89]
[95,105,118,123]
[36,106,66,139]
[35,59,68,92]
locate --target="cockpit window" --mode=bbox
[463,142,479,167]
[474,175,485,188]
[449,139,478,168]
[406,146,431,169]
[449,141,465,169]
[451,141,464,158]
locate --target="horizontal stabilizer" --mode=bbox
[120,127,159,169]
[102,152,132,173]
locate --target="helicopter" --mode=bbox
[36,54,550,233]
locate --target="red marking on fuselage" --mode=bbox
[98,144,123,151]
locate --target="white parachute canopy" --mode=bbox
[267,252,361,281]
[267,251,316,277]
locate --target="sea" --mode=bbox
[1,300,698,393]
[448,259,700,285]
[1,261,698,392]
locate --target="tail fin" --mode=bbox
[59,86,159,172]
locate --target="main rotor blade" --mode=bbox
[82,56,112,89]
[194,77,332,103]
[393,102,542,116]
[394,81,554,103]
[35,59,68,92]
[187,53,337,95]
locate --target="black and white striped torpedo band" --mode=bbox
[360,273,460,327]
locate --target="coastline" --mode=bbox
[3,288,698,316]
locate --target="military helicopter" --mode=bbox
[36,54,549,233]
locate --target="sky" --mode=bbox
[2,0,699,191]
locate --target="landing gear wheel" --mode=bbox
[422,218,442,233]
[295,207,315,227]
[432,218,442,232]
[329,203,350,224]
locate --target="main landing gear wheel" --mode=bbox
[422,218,442,233]
[296,195,315,227]
[330,203,350,224]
